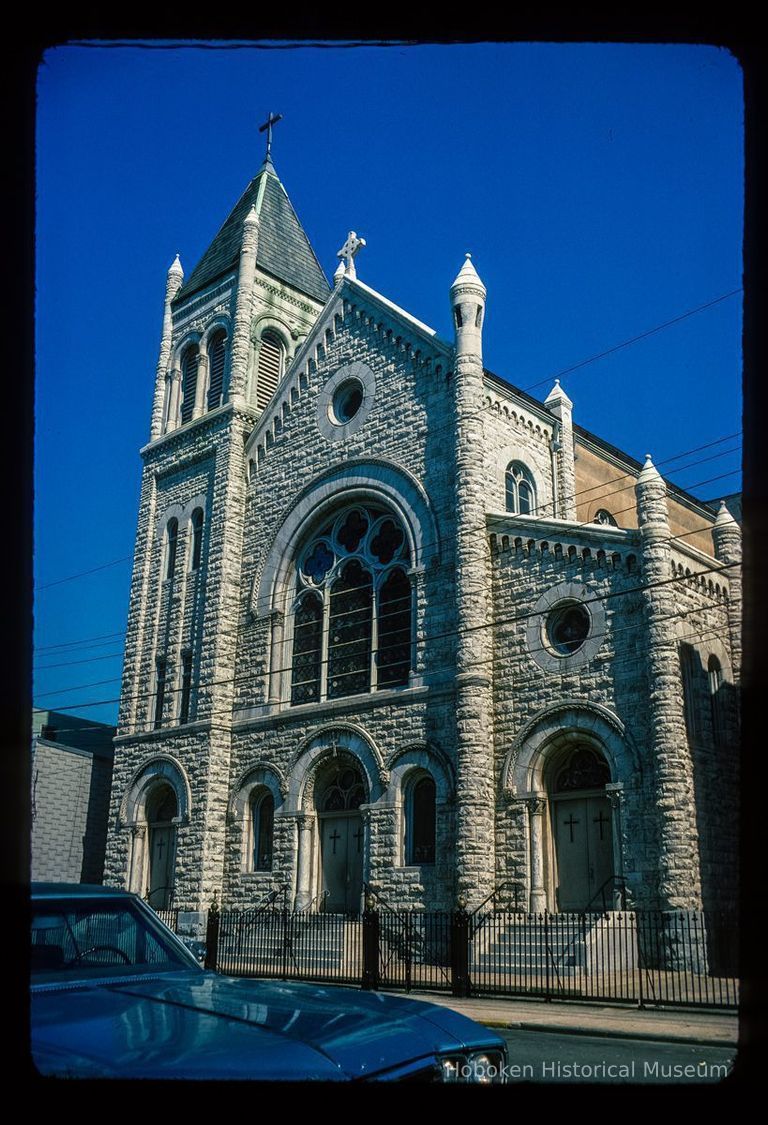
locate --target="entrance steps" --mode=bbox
[471,912,638,977]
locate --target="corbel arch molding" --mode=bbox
[155,501,185,542]
[285,723,387,815]
[502,701,638,797]
[250,313,293,354]
[227,762,288,825]
[251,458,440,619]
[118,753,192,827]
[384,741,455,805]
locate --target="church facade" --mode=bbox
[103,154,740,921]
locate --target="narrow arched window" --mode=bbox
[190,508,203,571]
[680,643,698,744]
[207,330,226,411]
[256,330,285,411]
[708,655,723,748]
[251,790,274,872]
[180,344,200,425]
[505,461,537,515]
[328,560,372,699]
[153,657,167,730]
[165,518,179,581]
[378,568,411,688]
[406,775,436,865]
[291,593,323,705]
[179,651,193,725]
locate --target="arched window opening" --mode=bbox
[551,746,611,793]
[153,657,167,730]
[190,508,204,571]
[406,774,436,865]
[257,330,285,411]
[290,505,412,705]
[505,461,537,515]
[708,655,723,747]
[291,593,323,705]
[328,560,373,699]
[250,790,274,872]
[207,331,226,411]
[680,643,699,745]
[594,509,618,527]
[378,568,411,688]
[179,651,193,725]
[165,518,179,581]
[180,344,200,425]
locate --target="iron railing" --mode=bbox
[202,904,737,1009]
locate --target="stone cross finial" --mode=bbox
[337,231,366,278]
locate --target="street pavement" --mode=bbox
[413,991,738,1046]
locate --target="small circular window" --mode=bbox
[331,379,364,425]
[546,602,591,656]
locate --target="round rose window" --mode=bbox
[331,379,364,425]
[546,602,590,656]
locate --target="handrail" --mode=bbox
[296,889,329,914]
[583,874,628,914]
[469,880,525,918]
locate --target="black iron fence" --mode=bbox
[159,903,737,1010]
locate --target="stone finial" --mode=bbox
[168,253,183,277]
[544,378,573,411]
[244,204,260,227]
[637,453,663,486]
[714,499,738,529]
[450,252,486,297]
[333,259,346,283]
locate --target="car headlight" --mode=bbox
[439,1050,506,1084]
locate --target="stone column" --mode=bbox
[636,455,702,910]
[526,798,547,912]
[228,207,260,405]
[544,379,576,520]
[166,367,182,432]
[409,566,426,686]
[267,611,284,703]
[294,814,314,911]
[193,353,209,418]
[150,256,184,441]
[712,501,742,681]
[127,824,147,895]
[450,256,496,908]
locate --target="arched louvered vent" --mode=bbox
[207,331,226,411]
[180,345,199,425]
[257,331,284,411]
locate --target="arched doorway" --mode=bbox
[316,763,365,913]
[548,746,613,912]
[145,784,177,909]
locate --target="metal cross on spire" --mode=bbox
[336,231,367,279]
[258,112,283,163]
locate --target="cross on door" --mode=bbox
[155,837,166,859]
[353,825,364,853]
[593,810,610,840]
[564,813,580,843]
[329,829,341,855]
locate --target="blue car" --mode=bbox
[31,884,507,1082]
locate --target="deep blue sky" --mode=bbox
[34,42,743,726]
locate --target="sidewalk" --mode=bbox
[414,992,738,1046]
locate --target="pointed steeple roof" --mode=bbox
[174,162,331,305]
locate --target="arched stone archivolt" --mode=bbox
[119,753,191,827]
[250,458,440,619]
[502,701,639,796]
[287,724,386,815]
[228,761,289,824]
[384,741,455,804]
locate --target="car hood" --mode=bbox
[32,971,499,1080]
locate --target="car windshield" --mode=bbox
[31,897,197,983]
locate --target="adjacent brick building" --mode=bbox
[103,154,740,920]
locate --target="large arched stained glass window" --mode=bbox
[290,505,412,705]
